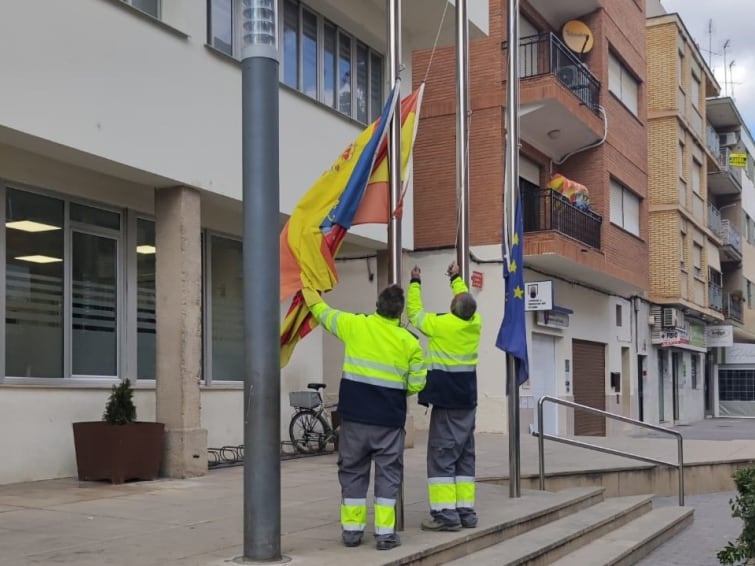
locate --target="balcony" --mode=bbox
[724,293,744,324]
[718,219,743,262]
[705,122,721,166]
[708,202,723,234]
[518,33,601,110]
[504,33,604,160]
[523,188,602,249]
[709,148,744,195]
[708,282,723,312]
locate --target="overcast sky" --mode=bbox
[661,0,755,133]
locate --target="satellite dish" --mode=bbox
[562,20,594,56]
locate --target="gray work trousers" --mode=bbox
[427,407,477,525]
[338,419,404,540]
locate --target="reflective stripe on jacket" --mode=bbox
[407,276,481,409]
[309,299,426,428]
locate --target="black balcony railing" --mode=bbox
[523,189,602,249]
[708,282,723,312]
[505,32,601,112]
[724,293,744,323]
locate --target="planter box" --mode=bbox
[72,421,164,484]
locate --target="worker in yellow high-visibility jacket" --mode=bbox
[302,284,426,551]
[407,261,482,531]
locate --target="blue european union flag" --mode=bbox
[495,193,529,388]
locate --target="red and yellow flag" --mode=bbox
[280,84,425,367]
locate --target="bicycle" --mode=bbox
[288,382,339,454]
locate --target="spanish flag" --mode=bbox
[280,82,425,367]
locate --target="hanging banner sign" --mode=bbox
[729,153,747,168]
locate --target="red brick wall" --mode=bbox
[412,0,649,292]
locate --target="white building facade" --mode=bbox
[0,0,489,484]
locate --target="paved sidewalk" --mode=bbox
[1,424,754,566]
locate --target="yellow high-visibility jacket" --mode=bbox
[306,294,426,428]
[407,275,481,409]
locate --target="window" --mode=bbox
[355,42,369,124]
[677,49,684,87]
[323,22,337,108]
[137,219,156,379]
[615,304,623,327]
[691,68,701,109]
[282,0,300,89]
[693,243,703,278]
[5,187,122,379]
[338,32,352,115]
[609,52,639,116]
[691,158,702,195]
[209,235,243,381]
[123,0,160,18]
[748,280,754,309]
[5,189,65,378]
[301,8,318,98]
[610,179,640,236]
[208,1,384,123]
[208,0,234,56]
[680,231,687,269]
[678,142,685,179]
[281,1,384,122]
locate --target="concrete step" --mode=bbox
[382,486,605,566]
[444,494,654,566]
[549,506,694,566]
[291,486,605,566]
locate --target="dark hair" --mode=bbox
[451,292,477,321]
[376,284,405,319]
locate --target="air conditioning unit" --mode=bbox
[649,305,662,326]
[556,65,580,88]
[719,132,738,147]
[662,307,685,329]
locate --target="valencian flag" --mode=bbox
[495,192,529,388]
[279,82,425,367]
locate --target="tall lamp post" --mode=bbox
[241,0,281,561]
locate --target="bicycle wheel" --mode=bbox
[289,409,330,454]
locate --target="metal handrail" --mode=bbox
[535,395,685,506]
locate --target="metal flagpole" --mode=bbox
[386,0,405,531]
[241,0,281,560]
[456,0,470,284]
[505,0,521,499]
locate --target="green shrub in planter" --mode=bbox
[72,379,164,484]
[103,379,137,424]
[718,467,755,565]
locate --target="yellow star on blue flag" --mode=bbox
[496,193,529,387]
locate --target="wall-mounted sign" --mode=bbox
[536,309,570,329]
[471,270,484,289]
[525,280,553,311]
[729,153,747,168]
[689,322,706,349]
[652,327,707,352]
[706,325,734,347]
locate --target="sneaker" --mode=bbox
[460,516,478,529]
[421,517,462,532]
[376,535,401,551]
[342,531,363,547]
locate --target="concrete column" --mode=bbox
[155,186,207,478]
